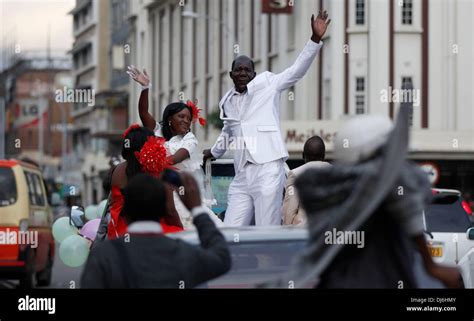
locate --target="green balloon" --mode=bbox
[85,205,98,221]
[96,199,108,219]
[59,235,90,268]
[52,217,78,243]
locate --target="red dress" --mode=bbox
[107,185,183,239]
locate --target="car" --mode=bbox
[170,223,451,289]
[168,225,310,288]
[0,159,55,288]
[431,188,473,223]
[423,188,474,288]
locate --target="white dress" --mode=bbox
[154,123,223,229]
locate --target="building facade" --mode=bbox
[1,57,73,181]
[127,0,473,193]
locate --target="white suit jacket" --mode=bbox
[211,40,323,172]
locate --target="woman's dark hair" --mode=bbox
[121,126,155,181]
[160,102,193,140]
[121,173,167,224]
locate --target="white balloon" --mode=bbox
[52,217,78,243]
[85,205,98,221]
[59,235,90,267]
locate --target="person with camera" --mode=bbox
[81,172,231,288]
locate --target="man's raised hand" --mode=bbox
[127,65,150,88]
[311,10,331,43]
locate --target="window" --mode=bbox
[355,95,365,114]
[112,45,124,69]
[25,172,36,206]
[401,77,414,126]
[287,11,295,49]
[268,14,279,71]
[205,240,307,287]
[356,77,365,92]
[24,172,45,206]
[0,168,17,207]
[324,78,331,119]
[401,76,413,89]
[355,0,365,25]
[32,174,46,206]
[74,15,79,31]
[402,0,413,25]
[287,86,295,120]
[355,77,365,114]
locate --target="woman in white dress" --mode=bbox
[127,66,221,229]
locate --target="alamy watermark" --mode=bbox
[18,295,55,315]
[324,228,365,248]
[55,86,95,107]
[0,229,38,248]
[380,86,420,107]
[214,134,258,153]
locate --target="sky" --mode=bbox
[0,0,74,58]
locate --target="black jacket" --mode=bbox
[80,214,231,288]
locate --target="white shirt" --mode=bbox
[127,221,163,234]
[227,88,257,171]
[154,122,199,171]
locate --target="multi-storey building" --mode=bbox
[127,0,473,194]
[1,57,73,181]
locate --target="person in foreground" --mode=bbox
[273,104,462,288]
[81,173,231,288]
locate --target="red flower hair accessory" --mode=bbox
[186,99,206,127]
[123,123,141,138]
[134,136,172,176]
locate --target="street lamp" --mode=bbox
[181,10,238,58]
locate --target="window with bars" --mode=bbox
[355,0,365,25]
[401,77,413,89]
[402,0,413,25]
[356,77,365,92]
[355,95,365,114]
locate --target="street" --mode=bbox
[0,241,83,289]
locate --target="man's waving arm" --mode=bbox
[272,10,331,91]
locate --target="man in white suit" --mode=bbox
[203,10,331,226]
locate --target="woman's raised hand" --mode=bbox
[127,65,150,87]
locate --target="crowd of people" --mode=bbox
[80,10,462,289]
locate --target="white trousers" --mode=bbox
[224,159,285,226]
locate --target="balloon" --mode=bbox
[96,199,108,219]
[85,205,98,221]
[79,218,101,241]
[52,217,78,243]
[59,235,90,268]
